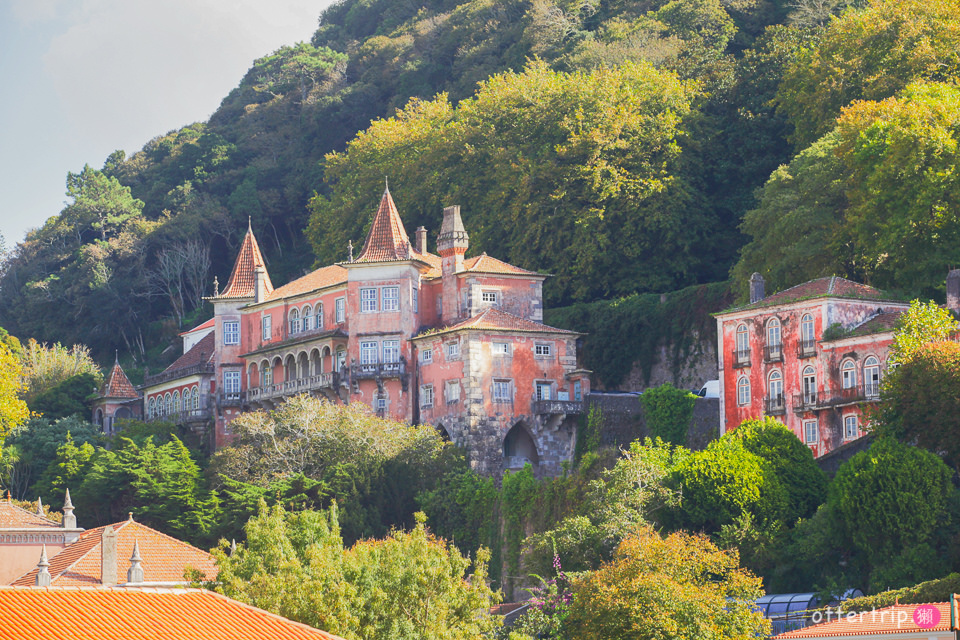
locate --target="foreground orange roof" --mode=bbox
[776,600,954,637]
[0,500,59,529]
[11,518,216,586]
[178,318,215,337]
[0,587,344,640]
[464,253,542,277]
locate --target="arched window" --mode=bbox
[165,393,173,416]
[737,376,750,406]
[289,308,301,335]
[736,324,749,355]
[802,366,816,404]
[262,360,273,386]
[766,317,781,347]
[173,390,181,413]
[841,360,857,390]
[302,305,313,331]
[149,397,156,418]
[315,303,324,330]
[844,414,859,440]
[768,370,783,407]
[801,314,815,344]
[864,356,880,397]
[193,385,200,409]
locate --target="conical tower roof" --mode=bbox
[100,360,138,400]
[355,186,412,263]
[218,222,273,298]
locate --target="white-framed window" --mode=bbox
[534,343,552,357]
[262,363,273,386]
[420,347,433,364]
[801,313,815,344]
[445,380,460,404]
[382,340,400,363]
[224,370,241,395]
[165,393,173,415]
[173,391,181,413]
[192,385,200,410]
[315,303,324,330]
[766,317,781,348]
[864,356,880,397]
[536,381,552,401]
[802,365,817,402]
[493,342,511,356]
[420,385,434,408]
[803,419,819,444]
[481,290,499,305]
[289,308,301,334]
[223,321,240,345]
[574,380,582,401]
[412,286,419,313]
[302,305,314,331]
[336,348,347,371]
[376,393,388,412]
[493,379,512,403]
[360,341,379,365]
[382,286,399,312]
[844,414,858,440]
[261,315,272,341]
[447,341,460,359]
[149,397,156,418]
[736,323,749,354]
[841,359,857,389]
[360,288,378,313]
[768,369,783,402]
[336,297,345,323]
[737,376,750,406]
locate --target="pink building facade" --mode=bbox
[134,188,588,474]
[715,274,910,457]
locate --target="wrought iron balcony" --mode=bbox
[865,381,880,399]
[764,344,783,363]
[764,395,786,415]
[792,392,818,411]
[731,349,751,369]
[350,361,406,380]
[533,400,584,415]
[796,340,817,359]
[247,373,337,402]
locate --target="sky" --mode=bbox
[0,0,334,245]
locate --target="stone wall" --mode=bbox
[815,432,874,477]
[587,393,720,451]
[601,337,719,393]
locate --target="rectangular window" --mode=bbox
[447,341,460,359]
[360,288,378,313]
[536,381,552,401]
[844,415,858,440]
[574,380,582,401]
[360,341,379,365]
[223,321,239,345]
[335,297,345,323]
[376,394,388,412]
[412,286,419,313]
[481,290,499,305]
[382,286,399,312]
[223,370,241,395]
[803,420,819,444]
[493,379,512,403]
[261,315,272,341]
[420,347,433,364]
[535,343,552,357]
[382,340,400,363]
[315,304,324,329]
[421,385,434,408]
[492,342,511,356]
[445,380,460,404]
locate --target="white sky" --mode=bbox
[0,0,334,245]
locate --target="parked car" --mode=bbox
[697,379,719,398]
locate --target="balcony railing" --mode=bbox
[764,344,783,363]
[764,395,786,415]
[792,392,818,411]
[350,361,405,380]
[247,373,336,402]
[146,407,212,424]
[144,362,215,387]
[534,400,584,415]
[796,340,816,359]
[731,349,751,369]
[865,381,880,399]
[219,391,245,407]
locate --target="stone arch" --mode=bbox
[297,351,309,379]
[283,354,296,383]
[435,422,451,442]
[115,407,131,420]
[503,421,540,469]
[310,348,322,376]
[95,409,104,427]
[248,362,259,388]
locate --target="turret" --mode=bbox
[438,205,469,323]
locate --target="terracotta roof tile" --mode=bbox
[775,601,952,637]
[100,362,139,400]
[11,519,216,587]
[218,225,273,299]
[178,318,214,337]
[267,265,349,301]
[723,276,901,314]
[464,254,541,276]
[159,332,215,377]
[415,308,579,339]
[0,587,345,639]
[0,500,60,529]
[355,189,413,263]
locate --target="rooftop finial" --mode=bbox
[248,215,252,232]
[115,349,119,364]
[348,240,354,262]
[384,175,389,193]
[127,539,145,584]
[63,489,76,529]
[36,544,51,587]
[128,512,134,522]
[230,539,237,556]
[36,497,43,516]
[213,275,220,297]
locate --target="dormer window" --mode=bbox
[481,290,499,306]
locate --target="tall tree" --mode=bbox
[62,165,144,242]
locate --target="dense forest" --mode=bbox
[3,0,960,378]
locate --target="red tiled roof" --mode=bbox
[267,265,349,301]
[355,189,413,263]
[464,254,541,276]
[0,587,345,639]
[414,308,579,339]
[178,318,214,337]
[11,519,216,587]
[723,276,901,314]
[775,600,953,637]
[159,332,214,377]
[0,500,59,529]
[100,362,138,400]
[219,225,273,299]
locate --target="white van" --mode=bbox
[697,379,719,398]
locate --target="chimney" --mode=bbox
[415,226,428,254]
[749,272,765,304]
[254,266,268,304]
[948,269,960,314]
[127,540,145,584]
[101,525,118,586]
[35,545,51,587]
[437,206,469,324]
[62,488,76,529]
